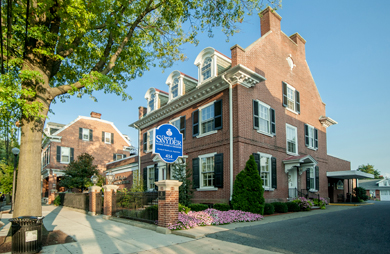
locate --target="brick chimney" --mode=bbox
[90,112,102,119]
[289,33,306,56]
[260,7,282,36]
[138,106,147,119]
[230,44,246,67]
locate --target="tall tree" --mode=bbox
[357,164,381,179]
[0,0,281,217]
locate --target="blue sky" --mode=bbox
[46,1,390,177]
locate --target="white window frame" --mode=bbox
[104,132,111,144]
[307,124,316,150]
[169,117,181,131]
[147,129,154,152]
[82,128,90,141]
[61,147,70,164]
[115,154,124,161]
[198,152,217,190]
[170,77,180,100]
[148,92,156,113]
[147,165,155,191]
[286,124,298,155]
[201,57,212,82]
[286,83,296,112]
[256,100,273,137]
[197,101,217,137]
[309,167,316,191]
[258,152,273,190]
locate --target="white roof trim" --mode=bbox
[52,116,131,146]
[326,170,374,179]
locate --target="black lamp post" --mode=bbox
[11,147,20,212]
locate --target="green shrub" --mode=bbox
[264,203,275,215]
[53,195,61,206]
[286,202,300,212]
[213,203,230,211]
[354,187,368,201]
[231,155,265,215]
[188,203,208,211]
[179,203,191,214]
[271,202,288,213]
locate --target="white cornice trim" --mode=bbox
[130,65,265,129]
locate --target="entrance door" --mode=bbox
[288,168,298,198]
[328,179,334,203]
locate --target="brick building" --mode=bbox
[127,7,355,204]
[41,112,135,202]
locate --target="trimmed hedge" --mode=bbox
[272,202,288,213]
[286,202,300,212]
[188,203,208,211]
[264,203,275,215]
[213,203,230,211]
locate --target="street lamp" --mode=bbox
[106,171,114,185]
[11,147,20,212]
[91,174,98,186]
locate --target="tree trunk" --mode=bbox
[13,106,49,218]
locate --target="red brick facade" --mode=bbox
[129,7,350,204]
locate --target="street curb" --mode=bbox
[329,203,374,206]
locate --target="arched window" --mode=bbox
[171,78,179,99]
[148,92,155,112]
[201,57,212,81]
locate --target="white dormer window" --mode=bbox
[201,57,212,81]
[171,78,179,99]
[148,92,155,112]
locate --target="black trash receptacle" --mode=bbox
[9,216,43,253]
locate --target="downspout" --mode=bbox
[133,123,141,181]
[222,74,234,201]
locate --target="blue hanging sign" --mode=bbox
[153,124,183,163]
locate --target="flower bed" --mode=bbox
[168,208,263,230]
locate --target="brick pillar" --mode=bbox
[155,180,182,228]
[103,185,119,219]
[48,173,57,204]
[88,186,102,216]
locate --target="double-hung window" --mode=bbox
[82,128,90,141]
[286,124,298,155]
[200,154,215,188]
[305,124,318,150]
[306,166,319,192]
[148,92,155,112]
[309,168,315,190]
[143,129,154,152]
[61,147,70,163]
[260,154,271,188]
[253,100,275,136]
[79,128,92,141]
[201,104,214,134]
[170,118,181,131]
[147,166,155,190]
[282,82,300,114]
[201,57,212,81]
[171,78,179,99]
[102,132,113,144]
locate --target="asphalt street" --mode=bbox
[207,201,390,254]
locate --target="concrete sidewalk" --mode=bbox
[1,205,287,254]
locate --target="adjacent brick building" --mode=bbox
[125,7,352,204]
[41,112,135,202]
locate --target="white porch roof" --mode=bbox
[326,170,374,179]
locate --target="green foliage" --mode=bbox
[171,162,193,206]
[188,203,209,212]
[53,195,61,206]
[179,203,191,214]
[213,203,231,211]
[354,187,368,201]
[0,161,16,194]
[130,171,144,193]
[271,202,288,213]
[286,202,300,212]
[59,153,100,191]
[357,164,381,179]
[231,155,265,215]
[264,203,275,215]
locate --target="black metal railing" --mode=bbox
[113,191,158,224]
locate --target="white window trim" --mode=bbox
[147,165,155,191]
[104,132,111,144]
[286,123,298,156]
[257,152,274,190]
[256,100,275,137]
[169,116,181,131]
[82,128,90,141]
[60,147,70,164]
[308,167,317,192]
[306,124,318,151]
[198,54,217,85]
[169,76,182,102]
[146,129,154,153]
[197,100,217,136]
[286,83,296,112]
[198,152,217,189]
[148,92,158,113]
